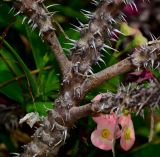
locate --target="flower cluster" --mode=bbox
[91,92,135,151]
[91,113,135,151]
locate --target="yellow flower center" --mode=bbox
[124,127,131,140]
[101,129,110,139]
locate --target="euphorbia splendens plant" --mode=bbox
[1,0,160,156]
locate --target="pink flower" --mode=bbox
[91,128,113,150]
[91,113,120,151]
[91,112,135,151]
[119,114,135,151]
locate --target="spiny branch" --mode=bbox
[85,57,134,92]
[85,41,160,92]
[68,0,126,76]
[70,80,160,121]
[13,0,70,75]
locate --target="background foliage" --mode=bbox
[0,0,160,156]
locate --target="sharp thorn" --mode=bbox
[8,7,15,14]
[22,16,27,24]
[46,4,59,9]
[14,11,21,16]
[103,44,118,52]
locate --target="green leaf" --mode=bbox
[0,60,24,103]
[152,69,160,78]
[25,26,50,69]
[0,4,26,34]
[0,48,22,76]
[51,5,86,22]
[120,22,137,36]
[0,37,38,96]
[26,102,53,116]
[132,33,148,47]
[96,75,121,92]
[0,4,13,27]
[43,70,59,94]
[121,142,160,157]
[0,71,24,103]
[36,69,59,99]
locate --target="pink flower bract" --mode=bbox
[91,128,113,150]
[91,113,121,150]
[119,114,135,151]
[93,113,117,125]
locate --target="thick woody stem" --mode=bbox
[13,0,70,75]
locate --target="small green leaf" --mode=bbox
[132,33,148,47]
[26,102,53,116]
[44,70,59,94]
[120,22,137,36]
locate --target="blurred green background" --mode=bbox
[0,0,160,156]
